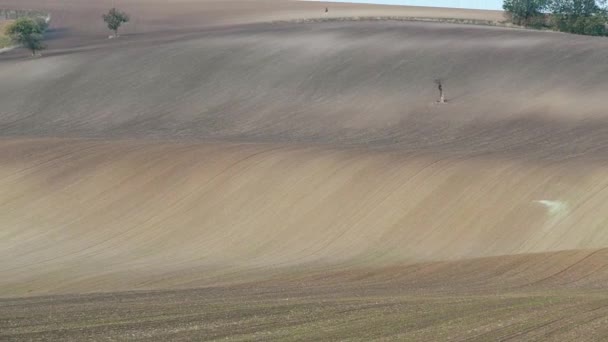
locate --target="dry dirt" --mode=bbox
[0,0,607,341]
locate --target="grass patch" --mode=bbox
[0,20,14,48]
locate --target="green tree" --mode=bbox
[34,16,50,32]
[503,0,549,25]
[549,0,606,16]
[102,8,130,37]
[5,17,47,55]
[548,0,608,35]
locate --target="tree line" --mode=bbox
[503,0,608,36]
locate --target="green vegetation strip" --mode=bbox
[0,20,12,48]
[0,37,10,48]
[1,9,48,20]
[272,16,512,28]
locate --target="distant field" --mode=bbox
[0,20,12,48]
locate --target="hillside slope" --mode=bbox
[2,138,608,296]
[1,20,607,162]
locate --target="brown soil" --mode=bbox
[0,1,607,340]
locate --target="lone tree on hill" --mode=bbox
[434,79,445,103]
[5,17,47,56]
[103,8,130,37]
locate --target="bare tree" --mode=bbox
[434,79,445,103]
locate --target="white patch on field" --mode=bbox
[535,200,569,232]
[536,200,568,216]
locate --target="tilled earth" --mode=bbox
[1,0,608,340]
[3,284,608,341]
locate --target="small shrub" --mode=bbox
[102,8,130,37]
